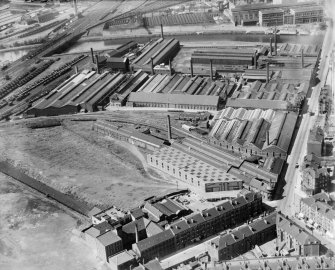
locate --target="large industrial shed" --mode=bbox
[132,38,180,73]
[209,108,298,159]
[147,146,243,193]
[94,120,166,151]
[27,70,142,116]
[126,92,222,111]
[191,49,256,67]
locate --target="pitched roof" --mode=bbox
[135,229,174,252]
[277,214,320,245]
[96,231,122,247]
[130,207,145,220]
[122,218,146,234]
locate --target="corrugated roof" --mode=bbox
[226,98,288,110]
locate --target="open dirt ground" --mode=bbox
[0,121,176,209]
[0,173,109,270]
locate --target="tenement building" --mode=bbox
[132,192,263,262]
[276,212,321,256]
[299,192,335,236]
[207,212,277,261]
[301,154,330,195]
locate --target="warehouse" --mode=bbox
[134,73,230,99]
[27,70,142,116]
[191,48,257,67]
[132,38,180,73]
[93,120,166,151]
[209,108,298,159]
[147,146,243,193]
[126,92,222,111]
[231,80,305,111]
[109,70,149,107]
[226,98,290,111]
[106,41,138,58]
[105,57,129,72]
[259,9,284,27]
[175,137,281,191]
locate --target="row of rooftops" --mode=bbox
[301,193,335,221]
[214,256,335,270]
[209,212,276,250]
[277,212,320,246]
[134,191,261,252]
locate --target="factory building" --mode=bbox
[132,192,263,262]
[291,5,324,24]
[93,120,166,151]
[148,137,281,199]
[230,80,306,112]
[127,92,222,111]
[147,146,243,193]
[26,70,150,116]
[276,212,321,256]
[230,2,323,26]
[207,212,276,261]
[209,108,298,159]
[299,192,335,236]
[132,38,180,73]
[191,48,257,67]
[259,9,284,27]
[109,70,149,107]
[106,41,138,58]
[105,57,130,72]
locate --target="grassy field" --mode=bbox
[0,173,108,270]
[0,120,176,209]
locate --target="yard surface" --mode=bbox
[0,120,176,209]
[0,173,109,270]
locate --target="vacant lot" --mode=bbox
[0,121,176,209]
[0,173,109,270]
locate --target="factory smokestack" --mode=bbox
[274,31,277,56]
[169,59,172,76]
[95,55,100,74]
[167,115,172,141]
[150,57,154,75]
[135,223,139,243]
[190,59,194,77]
[160,24,164,39]
[301,48,304,69]
[73,0,78,17]
[270,37,273,56]
[91,48,95,64]
[254,51,257,68]
[266,130,269,145]
[210,59,213,80]
[266,62,269,83]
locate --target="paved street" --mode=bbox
[278,12,335,252]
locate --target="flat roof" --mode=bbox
[128,92,220,106]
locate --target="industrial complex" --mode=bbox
[0,0,334,269]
